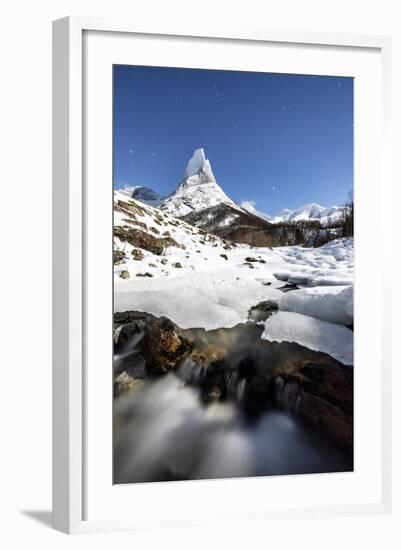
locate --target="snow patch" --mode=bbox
[262,311,353,365]
[279,285,353,325]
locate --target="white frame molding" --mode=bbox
[52,16,392,534]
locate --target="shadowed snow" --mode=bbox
[262,311,353,365]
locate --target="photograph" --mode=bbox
[112,65,354,484]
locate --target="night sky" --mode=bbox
[113,65,353,215]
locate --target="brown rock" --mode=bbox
[248,299,278,322]
[113,250,126,265]
[115,198,146,217]
[131,248,144,260]
[142,317,194,374]
[190,345,226,368]
[279,360,353,450]
[114,226,179,256]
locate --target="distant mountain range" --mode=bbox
[241,201,344,226]
[117,148,346,245]
[118,186,162,207]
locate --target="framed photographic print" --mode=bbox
[52,17,392,533]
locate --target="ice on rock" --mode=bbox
[278,285,353,326]
[199,159,216,183]
[262,311,353,365]
[184,147,208,178]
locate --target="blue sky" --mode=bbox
[113,65,353,215]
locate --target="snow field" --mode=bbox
[114,194,354,364]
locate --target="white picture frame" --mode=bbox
[52,16,392,534]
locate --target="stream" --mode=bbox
[113,313,353,484]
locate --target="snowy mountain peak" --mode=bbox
[181,148,216,184]
[272,203,343,224]
[184,148,207,178]
[159,148,237,217]
[277,208,292,217]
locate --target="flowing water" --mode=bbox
[113,320,353,484]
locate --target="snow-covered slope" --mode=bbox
[159,148,239,217]
[181,202,279,246]
[113,192,354,364]
[240,201,272,222]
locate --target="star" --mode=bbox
[337,82,342,88]
[281,106,287,111]
[215,91,225,104]
[272,186,276,191]
[129,149,134,155]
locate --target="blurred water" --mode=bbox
[114,373,351,484]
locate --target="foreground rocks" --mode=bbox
[279,360,353,449]
[114,311,194,375]
[142,317,193,374]
[113,250,126,265]
[114,311,353,452]
[131,248,144,260]
[114,225,180,255]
